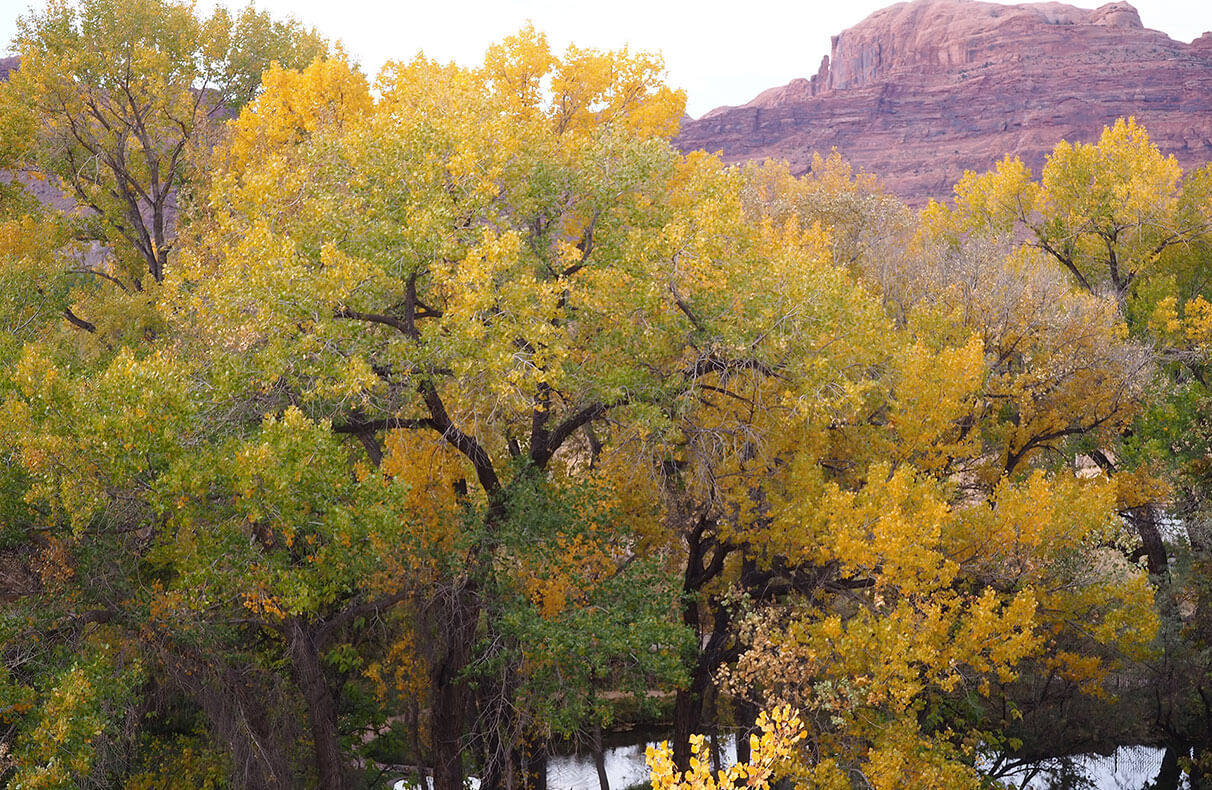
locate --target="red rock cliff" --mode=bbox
[677,0,1212,205]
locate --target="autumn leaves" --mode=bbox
[1,2,1210,787]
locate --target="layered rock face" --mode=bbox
[677,0,1212,204]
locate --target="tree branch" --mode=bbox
[314,590,410,650]
[63,306,96,333]
[333,307,415,338]
[69,267,130,293]
[419,381,501,497]
[1033,233,1094,294]
[530,401,611,468]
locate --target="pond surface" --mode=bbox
[994,745,1175,789]
[392,735,738,790]
[394,741,1179,789]
[547,734,738,790]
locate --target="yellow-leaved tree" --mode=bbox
[166,30,698,790]
[919,117,1212,780]
[0,7,1182,787]
[663,148,1160,787]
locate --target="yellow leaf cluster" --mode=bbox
[647,706,805,790]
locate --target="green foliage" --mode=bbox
[0,4,1207,785]
[487,475,693,736]
[8,647,144,789]
[0,0,330,285]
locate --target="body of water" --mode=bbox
[994,746,1175,789]
[395,742,1179,790]
[392,735,738,790]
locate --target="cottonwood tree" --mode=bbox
[0,0,326,306]
[915,119,1212,776]
[160,35,691,790]
[0,1,330,785]
[918,118,1212,575]
[169,31,921,786]
[657,147,1159,786]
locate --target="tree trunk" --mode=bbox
[287,618,347,790]
[409,700,429,790]
[673,686,704,772]
[592,721,609,790]
[735,697,757,766]
[1152,742,1184,790]
[674,590,734,770]
[520,730,548,790]
[1191,741,1211,790]
[673,513,733,771]
[431,583,480,790]
[431,653,470,790]
[673,632,728,770]
[1126,504,1169,577]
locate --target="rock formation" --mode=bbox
[0,56,19,81]
[676,0,1212,205]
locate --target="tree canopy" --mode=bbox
[2,3,1212,789]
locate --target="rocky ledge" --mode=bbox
[676,0,1212,204]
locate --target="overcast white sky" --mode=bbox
[1,0,1209,117]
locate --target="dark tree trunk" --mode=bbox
[516,730,548,790]
[421,380,507,790]
[431,583,480,790]
[592,721,609,790]
[431,671,468,790]
[672,512,734,771]
[287,618,348,790]
[735,697,758,765]
[1151,742,1184,790]
[673,687,704,772]
[1126,505,1169,577]
[526,731,555,785]
[409,700,429,790]
[673,605,731,770]
[1191,741,1211,790]
[672,588,713,773]
[483,733,547,790]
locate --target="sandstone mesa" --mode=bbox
[676,0,1212,205]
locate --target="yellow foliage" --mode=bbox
[1114,464,1172,511]
[517,532,616,618]
[887,334,984,472]
[647,706,805,790]
[480,24,685,138]
[221,56,371,173]
[365,630,429,705]
[923,155,1037,240]
[859,723,983,790]
[2,16,1176,785]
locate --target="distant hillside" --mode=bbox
[676,0,1212,204]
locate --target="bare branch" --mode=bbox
[63,306,96,333]
[69,267,130,293]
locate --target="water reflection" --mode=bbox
[394,742,1177,790]
[996,746,1173,789]
[391,735,736,790]
[548,734,737,790]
